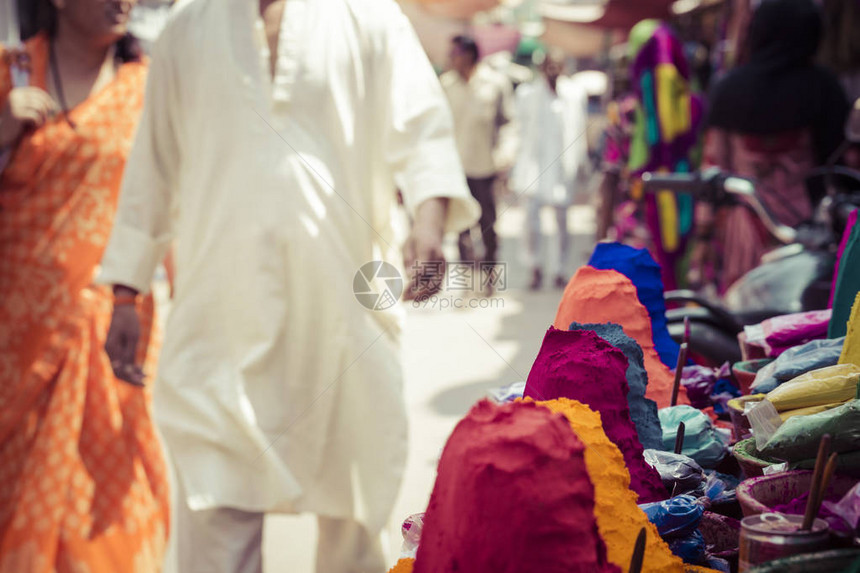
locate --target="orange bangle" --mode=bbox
[114,295,137,306]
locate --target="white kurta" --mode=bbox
[510,76,589,206]
[99,0,478,533]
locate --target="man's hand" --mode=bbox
[403,198,448,301]
[0,87,59,147]
[105,286,145,386]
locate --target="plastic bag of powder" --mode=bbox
[761,399,860,462]
[760,309,832,356]
[643,449,705,494]
[659,406,730,468]
[751,338,845,393]
[764,363,860,412]
[399,513,424,559]
[639,494,704,538]
[667,530,706,565]
[823,481,860,530]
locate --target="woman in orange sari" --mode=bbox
[0,1,169,571]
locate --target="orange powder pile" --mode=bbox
[388,558,415,573]
[531,397,690,573]
[554,267,688,409]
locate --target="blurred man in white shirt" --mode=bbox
[441,35,517,270]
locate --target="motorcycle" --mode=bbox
[640,165,860,366]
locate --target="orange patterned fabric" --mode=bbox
[0,36,169,572]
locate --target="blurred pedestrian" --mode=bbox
[0,0,169,571]
[99,1,479,572]
[441,34,517,268]
[511,49,589,289]
[698,0,849,292]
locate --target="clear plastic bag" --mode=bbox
[488,381,525,403]
[746,399,784,450]
[764,363,860,412]
[751,338,845,393]
[823,481,860,530]
[643,449,705,494]
[399,513,424,559]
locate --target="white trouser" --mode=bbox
[174,485,386,573]
[526,198,571,275]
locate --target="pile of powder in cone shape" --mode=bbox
[524,328,665,503]
[555,266,688,408]
[588,242,681,368]
[388,558,415,573]
[413,400,620,573]
[839,291,860,366]
[570,321,663,450]
[531,398,688,573]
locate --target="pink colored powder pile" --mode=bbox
[413,400,620,573]
[772,492,852,535]
[524,327,666,503]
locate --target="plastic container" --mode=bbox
[746,548,860,572]
[736,470,859,517]
[728,394,766,442]
[733,359,774,396]
[732,438,780,479]
[739,513,829,572]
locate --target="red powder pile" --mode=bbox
[413,400,620,573]
[525,328,666,503]
[554,267,688,409]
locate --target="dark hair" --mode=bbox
[451,35,480,64]
[18,0,142,62]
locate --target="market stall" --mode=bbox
[387,233,860,572]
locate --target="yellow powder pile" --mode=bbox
[532,397,691,573]
[388,558,414,573]
[839,291,860,366]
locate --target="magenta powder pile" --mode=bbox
[413,400,620,573]
[525,327,666,503]
[772,492,852,535]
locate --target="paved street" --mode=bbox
[161,197,597,572]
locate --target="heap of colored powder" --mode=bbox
[839,291,860,366]
[532,398,687,573]
[571,321,663,450]
[555,266,688,408]
[388,559,415,573]
[771,492,851,535]
[525,328,666,503]
[413,400,619,573]
[588,242,680,368]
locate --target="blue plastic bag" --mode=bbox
[668,530,706,564]
[639,494,704,538]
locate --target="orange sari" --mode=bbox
[0,36,169,572]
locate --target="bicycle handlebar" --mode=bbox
[639,169,797,245]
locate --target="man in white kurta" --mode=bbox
[98,0,478,571]
[510,51,589,290]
